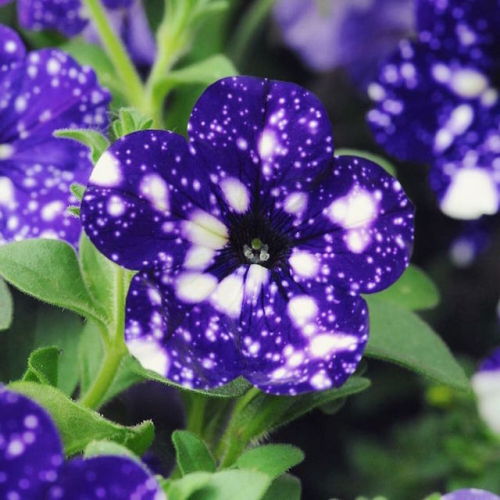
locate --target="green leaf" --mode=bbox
[84,440,140,462]
[131,358,252,398]
[70,182,86,201]
[0,295,85,395]
[172,430,216,475]
[164,54,237,88]
[365,296,470,392]
[111,107,154,139]
[79,234,124,321]
[0,277,13,331]
[335,149,397,176]
[54,129,109,164]
[22,346,60,387]
[235,445,304,479]
[78,320,105,395]
[167,470,272,500]
[9,381,154,456]
[262,474,301,500]
[371,265,440,311]
[0,240,105,324]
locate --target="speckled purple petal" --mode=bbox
[417,0,500,71]
[0,388,63,499]
[442,489,500,500]
[18,0,88,36]
[290,155,414,293]
[0,25,25,65]
[46,456,165,499]
[125,261,368,395]
[0,47,110,245]
[125,264,241,390]
[428,112,500,219]
[81,130,219,270]
[188,76,334,204]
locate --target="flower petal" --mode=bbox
[47,456,165,499]
[125,262,368,395]
[125,265,241,390]
[291,155,414,293]
[0,25,25,65]
[188,76,334,214]
[81,130,225,270]
[241,276,369,395]
[0,388,63,498]
[18,0,88,36]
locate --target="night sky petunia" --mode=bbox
[81,76,414,395]
[273,0,414,86]
[0,24,110,245]
[471,347,500,434]
[3,0,155,68]
[0,387,165,499]
[368,0,500,220]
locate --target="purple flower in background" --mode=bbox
[471,347,500,434]
[368,0,500,220]
[449,219,491,267]
[0,388,165,499]
[0,25,110,245]
[81,76,414,395]
[273,0,414,86]
[2,0,155,68]
[443,489,500,500]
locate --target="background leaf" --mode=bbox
[9,381,154,456]
[262,474,301,500]
[172,430,216,475]
[22,346,60,387]
[235,444,304,479]
[0,240,104,324]
[0,277,13,331]
[335,148,397,176]
[84,440,140,462]
[364,296,470,392]
[370,265,440,311]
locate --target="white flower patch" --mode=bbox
[140,173,169,213]
[220,177,250,213]
[289,250,319,278]
[127,337,170,376]
[89,151,123,187]
[182,210,229,249]
[211,271,245,318]
[309,333,359,357]
[175,272,218,303]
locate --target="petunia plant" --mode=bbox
[0,0,478,498]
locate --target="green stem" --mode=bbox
[185,393,207,436]
[79,342,126,409]
[82,0,145,110]
[227,0,276,66]
[79,266,131,409]
[144,0,194,126]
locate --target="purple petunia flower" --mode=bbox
[0,387,165,499]
[443,489,500,500]
[0,24,110,246]
[273,0,414,86]
[81,76,414,395]
[368,0,500,220]
[471,347,500,434]
[2,0,155,68]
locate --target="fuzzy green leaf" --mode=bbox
[0,277,13,331]
[235,445,304,479]
[54,129,109,164]
[0,240,105,324]
[262,474,301,500]
[172,430,216,475]
[22,346,60,386]
[9,381,154,456]
[365,296,469,391]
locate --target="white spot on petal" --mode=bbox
[284,192,308,215]
[287,295,318,327]
[327,187,378,229]
[140,173,169,212]
[309,333,359,357]
[183,210,228,249]
[184,246,215,270]
[211,271,244,318]
[90,151,122,187]
[220,177,250,213]
[175,272,218,303]
[450,68,489,98]
[289,250,319,278]
[127,338,169,376]
[440,168,498,219]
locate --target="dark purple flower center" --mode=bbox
[227,211,292,269]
